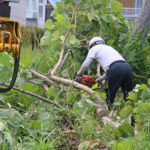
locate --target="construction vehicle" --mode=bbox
[0,0,21,92]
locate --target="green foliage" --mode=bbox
[0,53,14,83]
[112,140,133,150]
[112,133,150,150]
[41,0,128,76]
[119,106,132,119]
[123,34,150,84]
[113,123,134,139]
[21,26,45,47]
[0,0,150,149]
[134,103,150,131]
[111,80,150,149]
[0,119,14,150]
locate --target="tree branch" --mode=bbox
[59,48,72,70]
[132,0,150,44]
[0,82,63,108]
[27,68,128,128]
[97,63,101,78]
[51,0,81,75]
[78,3,101,10]
[26,79,42,85]
[29,68,109,117]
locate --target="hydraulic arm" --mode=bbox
[0,0,21,92]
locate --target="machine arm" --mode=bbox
[0,0,21,92]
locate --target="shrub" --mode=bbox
[20,26,46,49]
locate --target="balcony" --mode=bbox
[26,12,37,19]
[122,7,141,20]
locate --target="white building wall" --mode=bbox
[9,0,26,26]
[26,0,47,28]
[37,0,47,28]
[9,0,48,27]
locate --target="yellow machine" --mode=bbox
[0,0,21,92]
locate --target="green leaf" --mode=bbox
[140,88,150,101]
[45,19,54,30]
[148,79,150,85]
[139,84,147,90]
[60,35,65,42]
[77,101,84,108]
[38,112,50,121]
[113,140,132,150]
[69,36,76,45]
[111,0,123,12]
[113,101,122,106]
[4,132,13,148]
[113,123,134,139]
[91,83,98,90]
[127,93,138,101]
[47,86,58,99]
[41,31,51,45]
[0,121,5,131]
[68,35,80,45]
[107,40,115,46]
[30,120,41,129]
[119,106,132,119]
[135,74,146,79]
[101,14,117,23]
[57,13,64,22]
[16,77,26,88]
[87,13,94,22]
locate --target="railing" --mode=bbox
[122,7,141,20]
[26,12,37,19]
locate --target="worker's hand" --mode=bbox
[74,74,81,83]
[96,74,106,83]
[96,78,103,83]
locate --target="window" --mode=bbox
[32,0,36,11]
[39,6,43,17]
[39,0,43,3]
[135,0,143,8]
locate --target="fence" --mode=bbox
[122,7,141,20]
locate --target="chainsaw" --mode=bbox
[78,75,103,88]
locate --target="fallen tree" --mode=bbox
[24,0,129,128]
[28,68,121,128]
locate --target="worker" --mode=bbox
[75,37,132,108]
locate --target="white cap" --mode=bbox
[88,37,105,50]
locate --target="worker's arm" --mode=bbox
[77,57,93,75]
[75,57,93,82]
[96,74,106,83]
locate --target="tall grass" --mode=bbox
[20,44,41,66]
[20,26,46,66]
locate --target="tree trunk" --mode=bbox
[132,0,150,43]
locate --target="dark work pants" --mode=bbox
[106,61,132,105]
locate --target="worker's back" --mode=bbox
[87,44,125,71]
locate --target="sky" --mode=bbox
[50,0,61,6]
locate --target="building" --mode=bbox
[10,0,142,27]
[119,0,144,20]
[26,0,53,27]
[9,0,26,26]
[9,0,53,28]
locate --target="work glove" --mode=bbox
[74,74,81,83]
